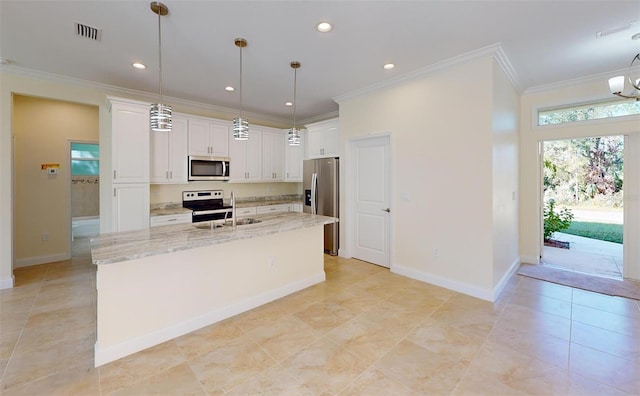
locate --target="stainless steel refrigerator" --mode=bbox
[303,158,339,255]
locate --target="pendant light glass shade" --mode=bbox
[150,103,172,132]
[288,127,301,145]
[232,117,249,140]
[609,53,640,100]
[288,61,301,146]
[233,38,249,140]
[150,2,172,132]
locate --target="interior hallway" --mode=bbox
[1,239,639,395]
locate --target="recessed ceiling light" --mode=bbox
[132,62,146,69]
[632,32,640,40]
[317,22,332,33]
[285,101,293,106]
[0,58,13,65]
[225,86,235,92]
[383,63,395,70]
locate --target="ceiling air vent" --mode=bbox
[74,22,102,41]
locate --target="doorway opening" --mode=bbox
[541,136,624,280]
[70,141,100,257]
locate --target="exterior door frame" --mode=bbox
[345,132,393,268]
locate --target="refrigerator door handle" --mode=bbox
[311,172,318,214]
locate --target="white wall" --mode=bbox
[519,79,640,279]
[338,55,518,300]
[491,60,520,290]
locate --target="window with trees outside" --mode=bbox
[538,99,640,126]
[71,142,99,176]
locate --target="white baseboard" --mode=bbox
[520,255,540,265]
[0,275,15,289]
[391,264,494,301]
[15,253,70,268]
[94,272,325,367]
[492,257,521,301]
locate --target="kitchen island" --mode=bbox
[91,212,337,366]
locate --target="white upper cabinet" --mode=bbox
[151,115,188,184]
[285,131,305,182]
[229,128,262,182]
[110,99,150,183]
[306,118,339,159]
[262,128,285,181]
[188,118,229,157]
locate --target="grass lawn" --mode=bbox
[562,221,623,244]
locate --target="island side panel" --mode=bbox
[95,225,325,367]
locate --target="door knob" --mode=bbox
[382,208,390,213]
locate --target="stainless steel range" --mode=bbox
[182,190,233,223]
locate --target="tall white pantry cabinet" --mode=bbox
[109,98,150,232]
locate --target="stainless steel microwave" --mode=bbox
[188,156,230,181]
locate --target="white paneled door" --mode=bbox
[351,135,391,267]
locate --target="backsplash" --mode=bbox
[150,182,302,205]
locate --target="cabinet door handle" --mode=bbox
[169,171,173,179]
[113,170,117,179]
[113,188,116,197]
[167,218,177,222]
[166,171,169,178]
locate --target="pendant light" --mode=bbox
[609,53,640,100]
[288,61,301,146]
[232,38,249,140]
[149,2,172,132]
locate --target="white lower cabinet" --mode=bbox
[235,207,257,218]
[256,204,290,215]
[150,213,192,227]
[112,183,150,232]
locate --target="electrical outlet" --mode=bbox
[268,257,277,268]
[432,248,439,257]
[42,233,49,241]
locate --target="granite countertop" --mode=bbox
[91,212,337,265]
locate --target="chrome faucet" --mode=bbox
[230,191,237,227]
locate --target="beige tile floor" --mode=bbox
[1,237,639,395]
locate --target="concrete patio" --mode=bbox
[542,232,623,280]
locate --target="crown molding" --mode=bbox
[300,110,339,126]
[0,65,291,125]
[523,65,640,95]
[493,45,521,92]
[333,43,520,104]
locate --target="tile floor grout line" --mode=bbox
[0,270,47,390]
[450,278,517,396]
